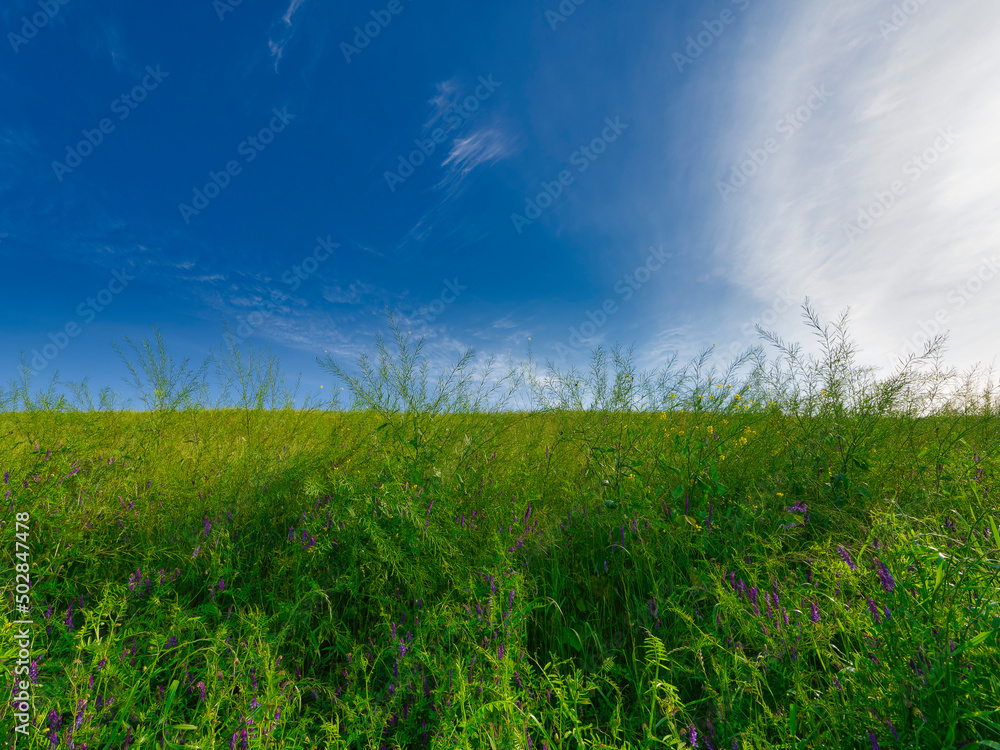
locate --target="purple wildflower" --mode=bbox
[687,724,698,747]
[868,729,880,750]
[867,597,882,625]
[885,718,899,741]
[837,545,856,572]
[809,600,821,623]
[876,559,895,593]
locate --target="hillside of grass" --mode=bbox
[1,303,998,749]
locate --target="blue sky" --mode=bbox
[2,0,998,410]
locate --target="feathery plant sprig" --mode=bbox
[316,307,529,493]
[111,324,211,414]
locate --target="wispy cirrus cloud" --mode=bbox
[424,78,462,130]
[268,0,308,71]
[322,281,378,305]
[423,74,516,195]
[180,273,227,284]
[282,0,306,24]
[394,77,515,257]
[437,127,517,193]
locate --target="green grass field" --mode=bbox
[2,304,998,749]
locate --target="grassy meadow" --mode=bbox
[1,304,999,749]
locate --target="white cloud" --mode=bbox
[269,0,308,70]
[707,0,1000,385]
[181,274,226,283]
[282,0,306,25]
[424,78,462,130]
[437,128,515,190]
[322,282,377,305]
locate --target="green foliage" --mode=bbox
[316,307,529,492]
[0,302,998,748]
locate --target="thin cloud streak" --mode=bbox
[436,127,516,194]
[269,0,308,70]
